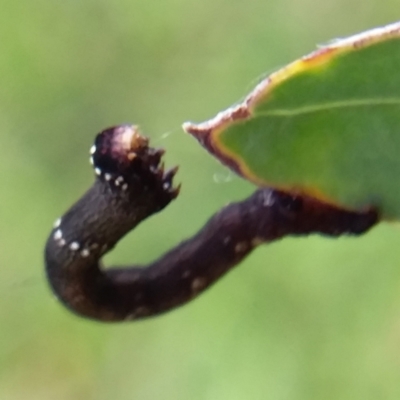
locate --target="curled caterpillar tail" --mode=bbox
[45,125,378,322]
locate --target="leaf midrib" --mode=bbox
[259,97,400,117]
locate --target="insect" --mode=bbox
[44,125,377,322]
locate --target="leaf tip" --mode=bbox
[183,104,250,139]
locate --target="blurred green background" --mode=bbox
[1,1,400,399]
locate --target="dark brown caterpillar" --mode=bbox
[44,125,378,322]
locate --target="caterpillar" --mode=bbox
[45,125,378,322]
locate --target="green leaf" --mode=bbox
[183,22,400,220]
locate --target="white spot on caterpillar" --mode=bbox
[69,242,80,251]
[163,182,170,190]
[90,157,94,165]
[95,168,101,176]
[105,173,112,181]
[262,191,274,207]
[81,249,90,257]
[182,269,192,279]
[54,229,62,241]
[191,277,206,293]
[53,218,61,229]
[115,176,124,186]
[90,145,96,155]
[58,238,66,247]
[251,237,264,247]
[235,242,248,253]
[122,183,128,191]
